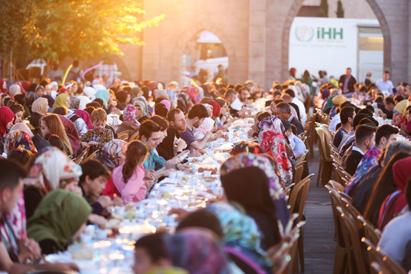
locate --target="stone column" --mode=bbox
[248,0,267,87]
[375,0,409,83]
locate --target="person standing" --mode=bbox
[376,70,394,96]
[339,67,357,94]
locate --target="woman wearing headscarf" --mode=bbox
[29,97,49,134]
[133,97,151,122]
[166,229,229,274]
[96,139,127,170]
[28,189,91,254]
[9,122,34,138]
[52,93,70,110]
[4,130,37,155]
[378,157,411,229]
[222,152,289,227]
[24,147,83,218]
[95,86,110,108]
[97,139,127,198]
[57,115,81,155]
[74,109,93,130]
[0,106,15,137]
[257,116,293,186]
[206,203,272,273]
[117,104,140,140]
[220,153,282,249]
[0,106,15,154]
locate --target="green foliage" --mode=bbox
[0,0,33,57]
[1,0,164,62]
[336,0,345,18]
[319,0,329,17]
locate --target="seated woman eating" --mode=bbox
[28,189,91,255]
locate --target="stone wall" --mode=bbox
[120,0,411,87]
[303,0,376,19]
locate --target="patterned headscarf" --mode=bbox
[97,139,127,170]
[31,147,82,190]
[123,104,139,125]
[166,228,229,274]
[257,115,284,135]
[133,97,149,117]
[220,153,284,200]
[4,130,37,154]
[220,153,290,227]
[207,202,266,259]
[256,116,293,185]
[9,122,34,137]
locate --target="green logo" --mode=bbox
[316,27,344,40]
[295,26,315,42]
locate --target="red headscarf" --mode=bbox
[201,98,221,118]
[0,106,15,136]
[393,156,411,212]
[75,109,93,130]
[378,156,411,229]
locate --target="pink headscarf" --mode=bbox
[75,109,93,130]
[160,99,171,112]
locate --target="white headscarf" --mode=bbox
[33,147,82,190]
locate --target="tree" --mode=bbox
[319,0,329,17]
[336,0,345,18]
[0,0,34,78]
[23,0,165,62]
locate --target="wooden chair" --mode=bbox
[293,161,305,184]
[326,185,349,274]
[357,216,381,245]
[327,180,345,193]
[304,115,317,160]
[73,146,90,164]
[82,149,99,164]
[288,175,313,273]
[117,130,130,141]
[269,219,306,274]
[336,206,369,274]
[315,126,334,186]
[362,238,406,274]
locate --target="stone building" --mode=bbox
[119,0,411,88]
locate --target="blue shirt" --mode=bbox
[288,134,306,158]
[144,149,166,171]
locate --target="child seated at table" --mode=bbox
[81,108,114,150]
[112,140,150,203]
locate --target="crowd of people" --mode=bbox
[0,63,409,273]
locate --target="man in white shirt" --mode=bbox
[376,70,394,96]
[283,88,307,126]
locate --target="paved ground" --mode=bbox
[303,149,335,274]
